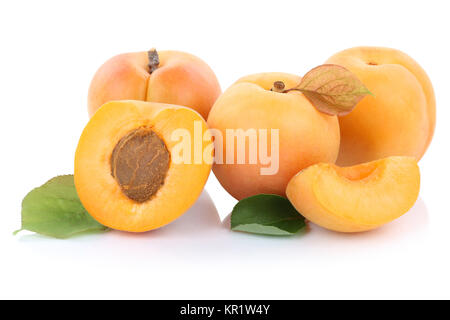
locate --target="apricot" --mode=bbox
[286,156,420,232]
[326,47,436,166]
[207,73,340,200]
[88,49,221,119]
[74,100,213,232]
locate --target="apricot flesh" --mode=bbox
[75,100,213,232]
[207,72,340,200]
[286,156,420,232]
[326,47,435,166]
[88,50,221,119]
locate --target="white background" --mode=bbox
[1,0,449,299]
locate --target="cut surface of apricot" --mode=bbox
[286,156,420,232]
[74,100,213,232]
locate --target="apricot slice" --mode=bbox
[286,156,420,232]
[74,100,213,232]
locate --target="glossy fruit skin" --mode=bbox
[326,46,435,166]
[88,50,221,120]
[286,156,420,233]
[75,100,213,232]
[207,72,340,200]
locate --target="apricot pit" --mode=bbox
[110,127,170,203]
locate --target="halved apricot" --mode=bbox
[286,156,420,232]
[74,100,213,232]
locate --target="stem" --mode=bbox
[271,81,305,94]
[148,48,160,74]
[271,81,286,93]
[283,88,303,93]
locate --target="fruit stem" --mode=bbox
[148,48,160,74]
[271,81,286,93]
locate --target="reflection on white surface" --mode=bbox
[10,193,431,299]
[17,192,429,250]
[110,195,428,261]
[112,190,223,239]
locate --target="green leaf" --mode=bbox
[230,194,306,236]
[292,64,372,116]
[15,175,109,239]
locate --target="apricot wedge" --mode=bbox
[74,100,213,232]
[286,156,420,232]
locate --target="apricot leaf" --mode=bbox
[14,175,108,239]
[231,194,306,236]
[292,64,372,116]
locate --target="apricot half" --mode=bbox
[286,156,420,232]
[88,49,221,119]
[326,47,435,166]
[207,72,340,200]
[74,100,213,232]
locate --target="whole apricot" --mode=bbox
[207,73,340,200]
[88,49,221,119]
[326,47,435,166]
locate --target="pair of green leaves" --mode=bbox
[14,175,108,239]
[231,194,306,236]
[16,176,304,239]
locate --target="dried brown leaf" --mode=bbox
[293,64,372,116]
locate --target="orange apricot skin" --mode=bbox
[326,47,436,166]
[286,156,420,232]
[88,50,221,120]
[75,100,213,232]
[207,73,340,200]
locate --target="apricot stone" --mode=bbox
[110,127,170,203]
[207,72,340,200]
[286,156,420,232]
[75,100,213,232]
[326,47,435,166]
[88,50,221,119]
